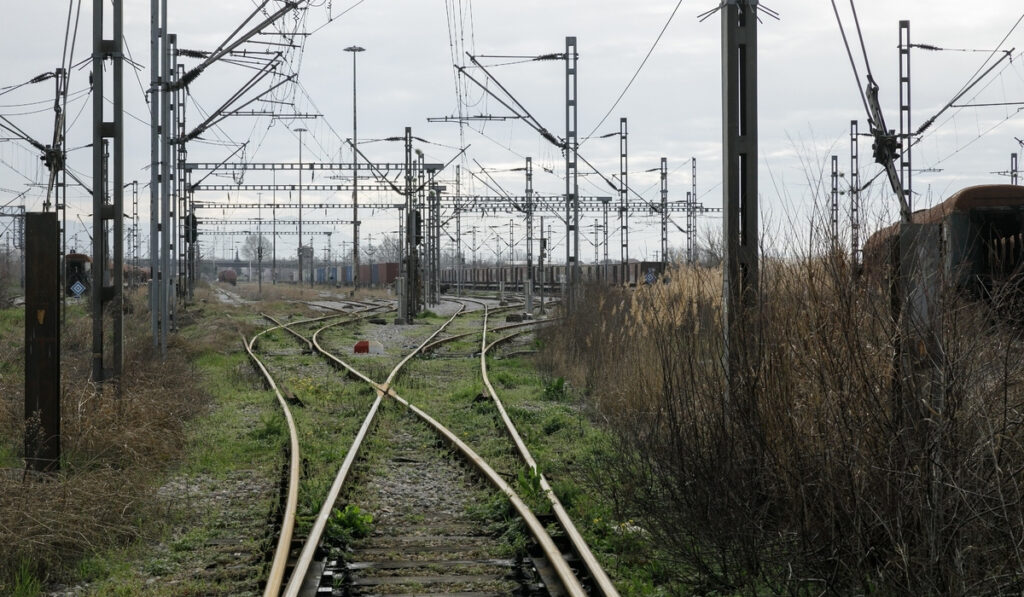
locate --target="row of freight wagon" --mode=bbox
[314,262,400,286]
[439,261,667,290]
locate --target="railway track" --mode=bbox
[243,297,615,596]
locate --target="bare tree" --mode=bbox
[240,234,270,261]
[372,232,401,263]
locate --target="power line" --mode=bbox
[581,0,683,147]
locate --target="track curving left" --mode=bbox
[245,299,600,596]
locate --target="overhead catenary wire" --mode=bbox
[829,0,872,121]
[0,87,89,109]
[581,0,683,148]
[305,0,367,36]
[0,72,57,100]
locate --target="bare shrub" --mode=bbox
[0,294,218,586]
[544,254,1024,594]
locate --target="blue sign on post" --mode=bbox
[71,281,86,297]
[645,268,656,284]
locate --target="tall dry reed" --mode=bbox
[543,252,1024,594]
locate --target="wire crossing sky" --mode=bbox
[1,0,1023,260]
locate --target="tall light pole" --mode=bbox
[344,45,365,290]
[294,127,307,282]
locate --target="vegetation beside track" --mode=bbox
[544,260,1024,595]
[400,317,676,594]
[0,284,295,595]
[1,283,682,595]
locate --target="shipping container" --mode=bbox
[382,262,399,285]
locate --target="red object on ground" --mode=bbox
[354,340,370,354]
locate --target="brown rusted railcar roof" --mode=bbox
[864,184,1024,253]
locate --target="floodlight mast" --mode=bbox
[345,45,365,289]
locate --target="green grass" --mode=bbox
[46,304,282,595]
[325,504,373,545]
[9,561,42,597]
[0,306,23,336]
[0,443,20,468]
[0,292,683,595]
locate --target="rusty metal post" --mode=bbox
[399,126,416,323]
[159,21,171,354]
[25,212,60,472]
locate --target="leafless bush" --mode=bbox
[0,295,215,585]
[543,252,1024,594]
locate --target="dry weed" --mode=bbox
[0,295,216,586]
[544,256,1024,594]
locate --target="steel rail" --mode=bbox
[250,303,393,597]
[483,326,537,354]
[479,303,621,596]
[414,298,521,353]
[241,331,301,597]
[382,386,588,597]
[281,301,465,596]
[380,300,467,391]
[261,312,348,352]
[284,301,588,597]
[421,318,555,354]
[263,301,392,350]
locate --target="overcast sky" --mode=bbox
[2,0,1023,263]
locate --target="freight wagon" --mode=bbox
[314,262,400,287]
[864,184,1024,295]
[439,261,666,291]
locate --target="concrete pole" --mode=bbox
[525,157,533,313]
[91,0,105,381]
[160,25,171,354]
[456,165,462,297]
[619,117,628,268]
[564,36,579,311]
[722,0,759,399]
[830,155,839,246]
[112,2,124,376]
[851,121,861,271]
[295,127,307,283]
[660,158,668,265]
[149,0,160,346]
[689,157,697,264]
